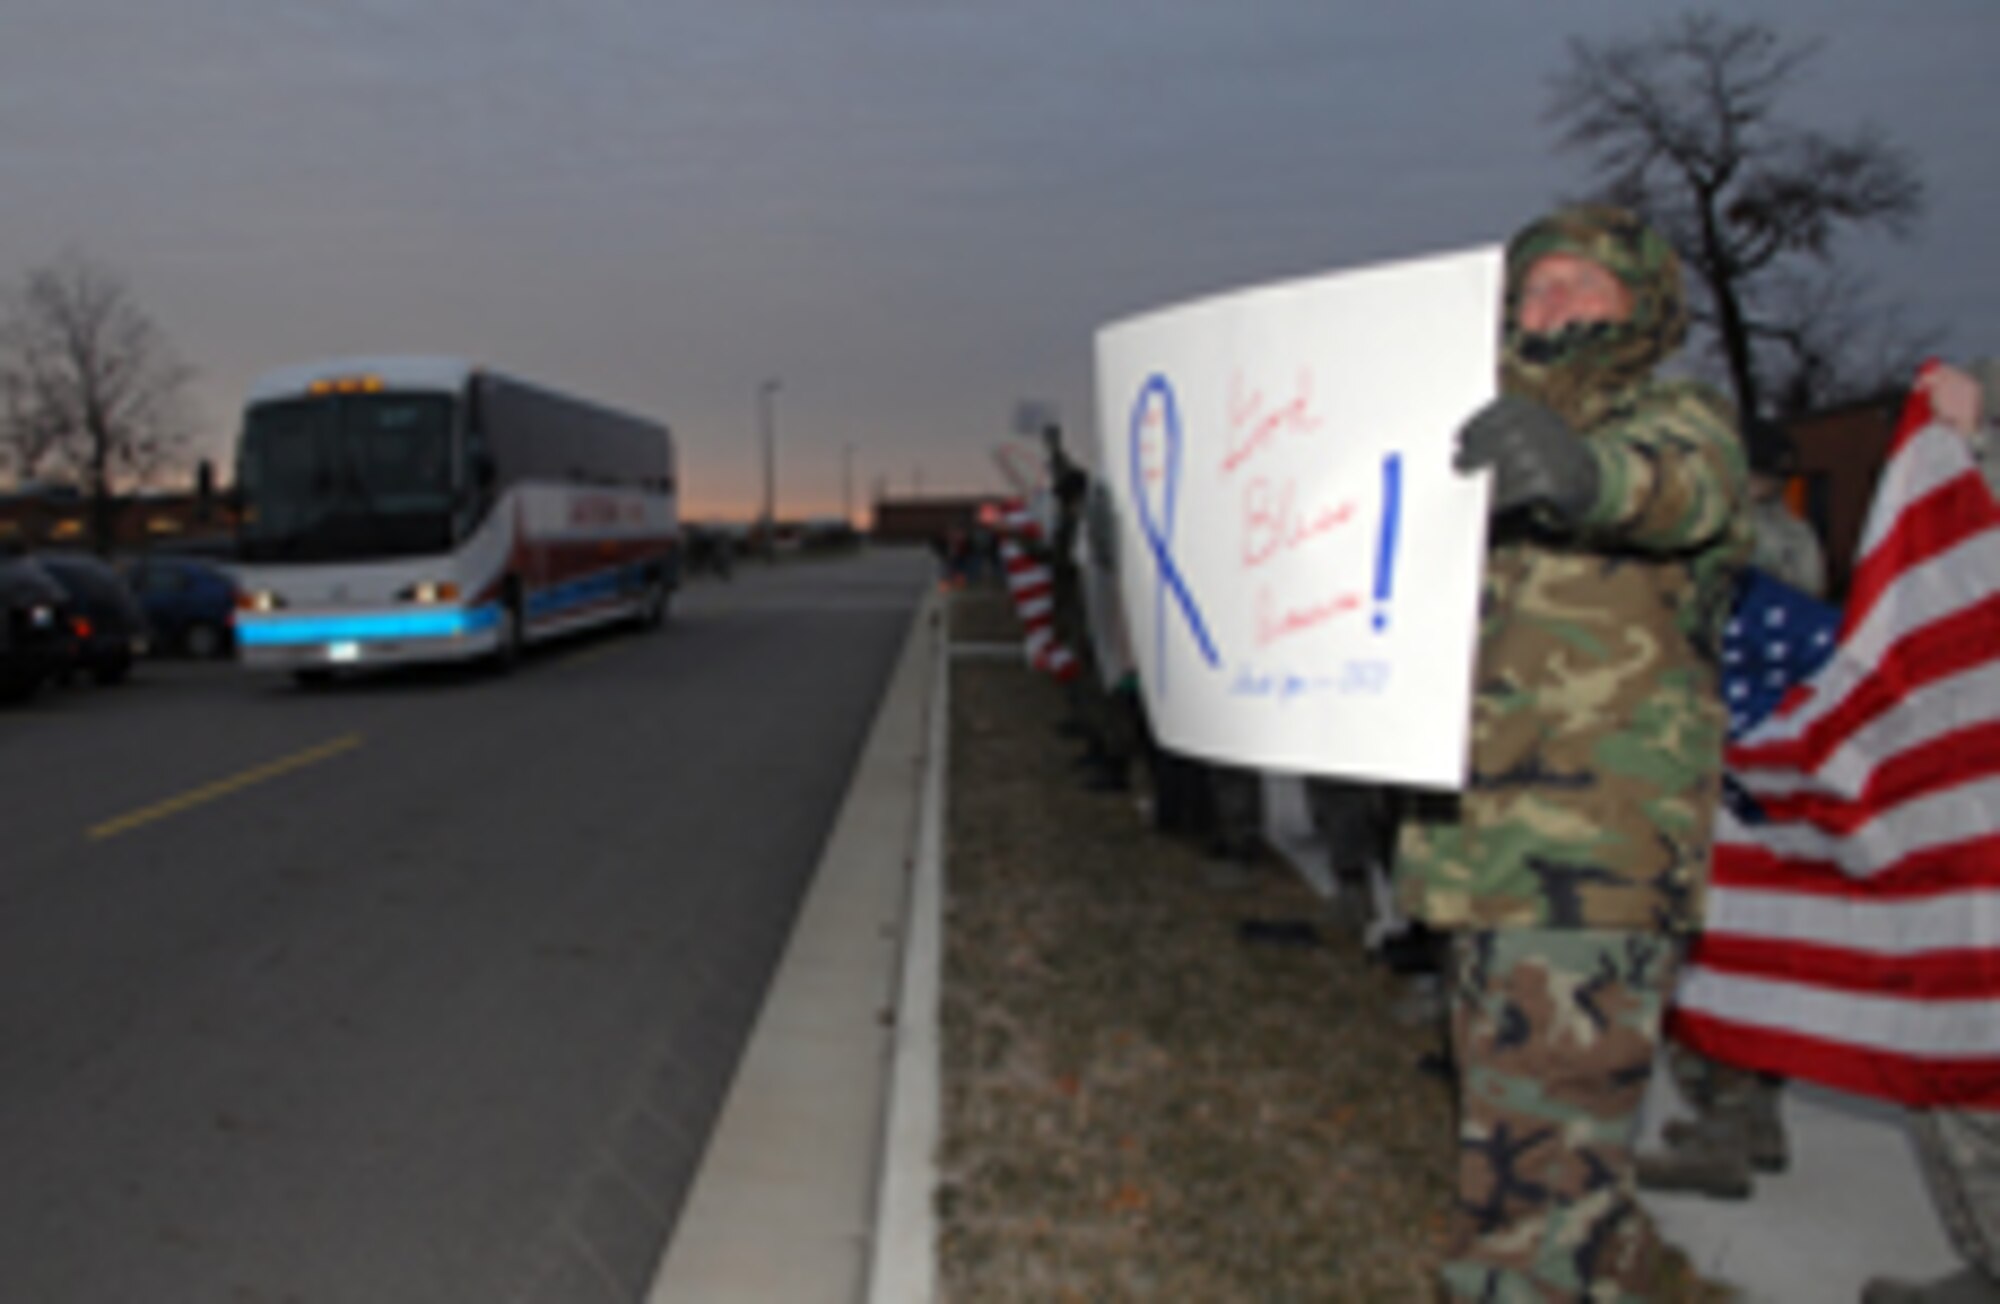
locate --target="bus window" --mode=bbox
[239,393,458,561]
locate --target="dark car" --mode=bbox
[35,552,150,685]
[123,554,238,659]
[0,556,70,701]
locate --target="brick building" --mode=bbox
[0,487,237,555]
[870,494,1005,547]
[1783,392,1903,599]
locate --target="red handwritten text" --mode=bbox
[1221,369,1323,476]
[1241,479,1358,569]
[1255,585,1361,649]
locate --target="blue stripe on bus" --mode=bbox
[237,604,502,647]
[237,566,649,649]
[525,566,643,620]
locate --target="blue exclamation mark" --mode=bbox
[1373,453,1401,633]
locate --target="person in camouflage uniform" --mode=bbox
[1396,205,1750,1301]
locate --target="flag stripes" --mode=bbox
[1673,368,2000,1109]
[996,503,1078,682]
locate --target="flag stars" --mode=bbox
[1721,569,1840,739]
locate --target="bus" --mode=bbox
[230,356,678,679]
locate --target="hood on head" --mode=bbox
[1505,204,1687,355]
[1500,204,1691,427]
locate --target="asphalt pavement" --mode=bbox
[0,549,933,1303]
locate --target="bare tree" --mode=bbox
[0,367,65,485]
[1547,12,1927,419]
[0,251,195,551]
[1749,265,1941,416]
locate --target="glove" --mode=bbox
[1453,394,1600,521]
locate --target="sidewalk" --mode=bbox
[650,582,1963,1302]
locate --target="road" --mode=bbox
[0,548,932,1303]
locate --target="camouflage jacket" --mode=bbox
[1396,377,1750,931]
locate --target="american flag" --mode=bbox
[1672,369,2000,1108]
[996,498,1079,683]
[1721,570,1839,741]
[1715,570,1839,827]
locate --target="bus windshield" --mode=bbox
[238,393,458,562]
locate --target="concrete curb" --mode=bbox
[863,608,948,1304]
[645,588,942,1302]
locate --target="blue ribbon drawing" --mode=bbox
[1129,373,1219,693]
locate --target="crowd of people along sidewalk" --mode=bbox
[968,205,1999,1304]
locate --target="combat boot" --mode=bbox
[1861,1267,2000,1304]
[1662,1089,1788,1175]
[1635,1114,1754,1200]
[1736,1085,1789,1173]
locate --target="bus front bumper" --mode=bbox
[234,604,504,671]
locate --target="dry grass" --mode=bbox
[937,590,1454,1301]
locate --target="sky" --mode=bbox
[2,1,1994,521]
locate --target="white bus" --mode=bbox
[231,356,678,680]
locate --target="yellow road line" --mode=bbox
[87,733,364,842]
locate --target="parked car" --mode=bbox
[34,552,150,685]
[123,554,238,659]
[0,556,70,701]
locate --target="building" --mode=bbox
[1783,392,1903,599]
[870,494,1006,547]
[0,485,237,555]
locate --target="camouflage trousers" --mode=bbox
[1442,927,1677,1303]
[1912,1107,2000,1280]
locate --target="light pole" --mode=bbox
[842,442,855,530]
[758,378,780,560]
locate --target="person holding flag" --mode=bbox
[1657,355,2000,1304]
[1851,359,2000,1304]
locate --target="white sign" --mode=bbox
[1092,247,1501,790]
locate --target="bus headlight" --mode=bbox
[399,581,460,604]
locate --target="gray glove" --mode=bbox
[1453,394,1600,520]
